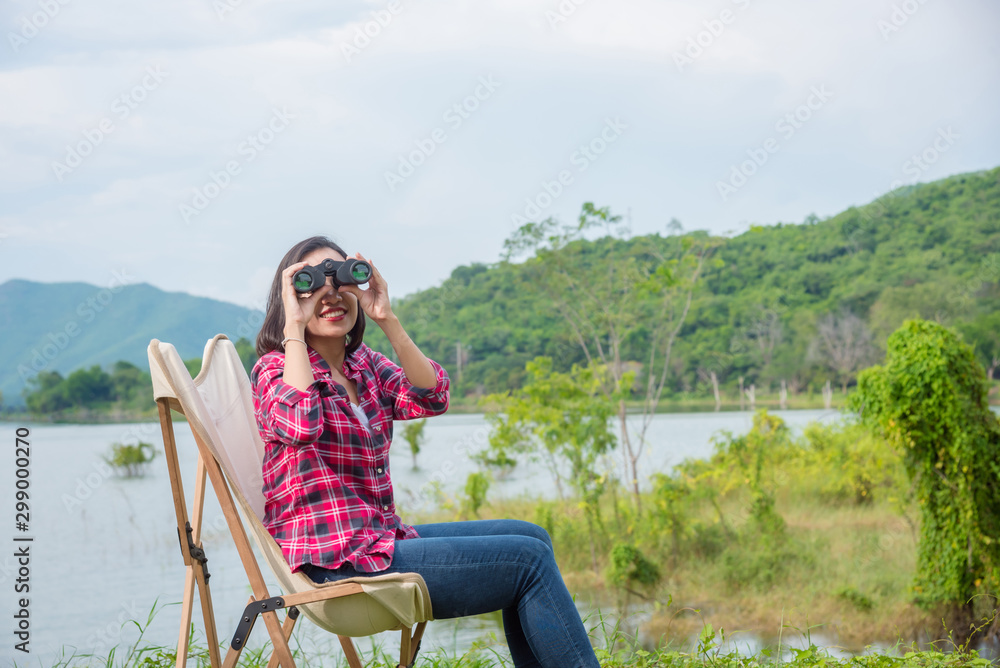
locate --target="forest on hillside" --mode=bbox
[366,168,1000,404]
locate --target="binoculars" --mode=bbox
[293,258,372,293]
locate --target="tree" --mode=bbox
[400,418,427,470]
[482,357,617,571]
[234,337,259,375]
[959,312,1000,382]
[850,320,1000,634]
[503,203,716,510]
[24,370,70,414]
[111,360,146,404]
[812,309,874,394]
[64,366,113,406]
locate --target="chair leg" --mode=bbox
[222,646,243,668]
[398,626,411,668]
[266,608,300,668]
[409,622,427,665]
[193,561,221,667]
[176,567,196,668]
[400,622,425,668]
[338,636,364,668]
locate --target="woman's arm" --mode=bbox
[338,252,437,389]
[376,315,437,389]
[252,353,325,446]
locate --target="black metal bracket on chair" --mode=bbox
[231,596,290,649]
[176,521,210,583]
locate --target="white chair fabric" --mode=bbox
[147,335,433,637]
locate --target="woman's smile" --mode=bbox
[319,306,347,321]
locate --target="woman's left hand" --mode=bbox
[338,252,394,323]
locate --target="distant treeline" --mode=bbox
[365,168,1000,400]
[17,338,257,416]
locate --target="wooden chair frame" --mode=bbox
[153,358,426,668]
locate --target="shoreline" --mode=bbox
[5,397,999,424]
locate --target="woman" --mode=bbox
[252,236,600,668]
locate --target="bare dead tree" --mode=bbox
[697,368,722,411]
[813,310,875,394]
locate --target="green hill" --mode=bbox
[0,280,262,407]
[366,167,1000,400]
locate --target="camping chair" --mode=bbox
[148,334,432,668]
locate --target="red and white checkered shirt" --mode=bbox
[251,343,450,573]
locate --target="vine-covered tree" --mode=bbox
[850,319,1000,634]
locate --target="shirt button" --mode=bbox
[382,505,389,511]
[377,467,383,474]
[374,425,382,432]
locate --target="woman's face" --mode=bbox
[298,247,359,343]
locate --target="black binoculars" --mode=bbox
[293,259,372,293]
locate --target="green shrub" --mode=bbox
[104,441,156,478]
[835,586,875,612]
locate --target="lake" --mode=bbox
[0,408,930,664]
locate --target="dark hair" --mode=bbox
[255,236,366,357]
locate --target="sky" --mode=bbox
[1,0,998,309]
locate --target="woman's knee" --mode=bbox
[504,519,553,551]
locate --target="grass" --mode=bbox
[22,494,998,666]
[405,486,983,655]
[24,605,996,668]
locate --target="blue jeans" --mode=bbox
[302,519,600,668]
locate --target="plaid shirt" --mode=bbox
[251,343,450,573]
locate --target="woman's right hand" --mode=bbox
[281,261,331,335]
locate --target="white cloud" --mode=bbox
[1,0,998,300]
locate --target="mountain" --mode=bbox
[0,280,262,406]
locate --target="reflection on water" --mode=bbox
[3,409,996,664]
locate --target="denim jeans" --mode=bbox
[302,519,600,668]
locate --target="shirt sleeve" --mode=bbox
[368,349,450,421]
[251,352,326,447]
